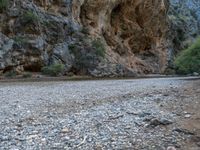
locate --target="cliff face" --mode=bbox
[79,0,169,75]
[0,0,196,77]
[168,0,200,58]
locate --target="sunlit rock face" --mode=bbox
[77,0,169,74]
[0,0,171,76]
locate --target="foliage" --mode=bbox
[81,27,89,34]
[68,44,93,72]
[175,37,200,74]
[68,44,77,52]
[0,0,9,12]
[41,64,65,76]
[4,70,17,78]
[22,11,39,24]
[22,72,32,78]
[92,39,106,58]
[13,36,28,45]
[68,38,106,74]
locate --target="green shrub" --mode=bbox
[0,0,9,12]
[41,64,65,76]
[23,11,39,24]
[13,36,28,45]
[175,37,200,74]
[4,70,17,78]
[81,27,89,34]
[92,39,106,58]
[68,38,106,74]
[68,44,77,52]
[22,72,32,78]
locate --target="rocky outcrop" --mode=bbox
[168,0,200,58]
[79,0,169,74]
[1,0,195,77]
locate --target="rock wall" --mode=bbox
[78,0,169,74]
[168,0,200,59]
[0,0,184,77]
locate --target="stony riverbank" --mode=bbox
[0,77,199,149]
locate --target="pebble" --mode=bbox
[167,146,176,150]
[148,118,173,127]
[61,127,69,133]
[184,114,191,118]
[0,78,199,149]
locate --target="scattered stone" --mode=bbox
[108,114,124,120]
[193,72,199,76]
[126,111,139,115]
[148,118,173,127]
[163,93,169,97]
[61,127,69,133]
[26,134,38,140]
[0,78,199,149]
[191,135,200,145]
[138,112,151,118]
[173,128,195,135]
[184,114,191,118]
[154,98,161,103]
[167,146,176,150]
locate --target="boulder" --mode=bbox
[51,42,74,72]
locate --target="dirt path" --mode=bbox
[0,77,199,150]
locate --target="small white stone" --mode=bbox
[167,146,176,150]
[184,114,191,118]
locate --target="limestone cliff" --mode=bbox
[0,0,194,77]
[168,0,200,61]
[79,0,169,75]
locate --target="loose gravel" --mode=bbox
[0,77,199,150]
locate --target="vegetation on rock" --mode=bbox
[0,0,9,12]
[22,11,40,24]
[175,37,200,74]
[4,70,17,78]
[68,38,105,74]
[92,39,106,58]
[41,64,65,77]
[22,72,32,78]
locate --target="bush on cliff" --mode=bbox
[41,64,65,77]
[68,38,105,74]
[0,0,9,12]
[22,11,40,24]
[175,37,200,74]
[92,39,106,58]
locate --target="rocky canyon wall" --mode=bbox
[0,0,198,77]
[168,0,200,63]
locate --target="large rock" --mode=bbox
[78,0,169,74]
[0,33,14,70]
[51,42,74,72]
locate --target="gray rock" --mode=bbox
[0,33,14,70]
[169,0,200,53]
[51,42,74,71]
[148,118,173,127]
[167,146,176,150]
[193,72,199,76]
[173,128,195,135]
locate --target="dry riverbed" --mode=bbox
[0,77,199,150]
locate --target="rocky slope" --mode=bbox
[168,0,200,62]
[0,0,199,77]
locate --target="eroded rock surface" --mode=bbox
[80,0,169,74]
[168,0,200,57]
[0,0,199,76]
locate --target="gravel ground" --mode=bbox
[0,77,200,150]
